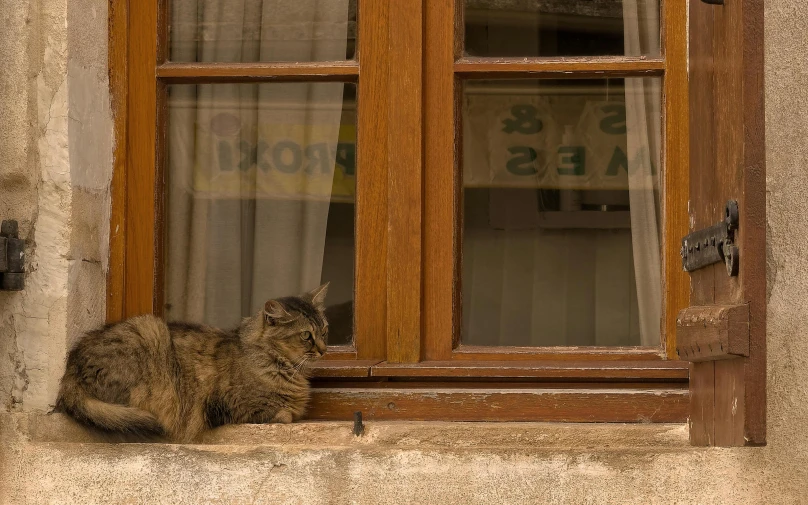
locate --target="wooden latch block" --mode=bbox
[676,304,749,362]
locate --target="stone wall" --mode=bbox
[2,1,808,503]
[0,0,111,412]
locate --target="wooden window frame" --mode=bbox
[422,2,689,364]
[107,0,764,438]
[681,0,767,447]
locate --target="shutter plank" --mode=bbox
[741,0,768,448]
[689,0,717,309]
[688,0,718,447]
[687,0,766,447]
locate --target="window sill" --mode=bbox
[25,414,690,450]
[308,360,689,423]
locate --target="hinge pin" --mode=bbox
[681,200,739,276]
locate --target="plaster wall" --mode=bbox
[1,0,808,503]
[0,0,111,413]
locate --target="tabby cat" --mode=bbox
[56,284,330,442]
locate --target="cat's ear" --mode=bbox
[306,282,329,310]
[264,300,293,325]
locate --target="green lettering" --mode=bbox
[335,142,356,176]
[606,147,629,176]
[557,147,585,176]
[304,143,331,175]
[218,141,234,171]
[239,140,255,171]
[272,141,303,174]
[257,141,270,172]
[599,104,627,135]
[506,147,539,176]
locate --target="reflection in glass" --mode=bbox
[165,83,356,346]
[462,78,662,347]
[170,0,357,62]
[464,0,660,57]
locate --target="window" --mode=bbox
[110,0,765,444]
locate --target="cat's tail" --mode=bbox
[56,378,163,436]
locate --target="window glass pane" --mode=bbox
[165,82,356,347]
[462,78,661,347]
[170,0,357,62]
[464,0,660,57]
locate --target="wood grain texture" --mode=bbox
[676,305,750,361]
[454,57,664,78]
[354,0,388,361]
[687,0,718,446]
[713,2,744,307]
[686,0,766,446]
[156,61,359,83]
[452,345,665,361]
[107,0,128,322]
[689,361,715,445]
[151,0,169,317]
[386,0,422,363]
[741,0,767,447]
[423,0,461,361]
[371,361,688,381]
[663,0,690,359]
[714,358,745,445]
[306,387,688,422]
[308,360,381,378]
[124,0,158,317]
[322,345,358,361]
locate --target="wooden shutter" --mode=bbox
[680,0,766,447]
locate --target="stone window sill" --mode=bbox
[26,414,691,451]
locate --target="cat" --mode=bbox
[55,284,330,442]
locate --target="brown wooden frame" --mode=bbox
[109,0,386,364]
[421,1,689,365]
[109,0,692,424]
[685,0,766,447]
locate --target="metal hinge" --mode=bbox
[0,220,25,291]
[681,200,739,276]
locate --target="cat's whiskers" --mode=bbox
[289,355,312,380]
[288,355,307,370]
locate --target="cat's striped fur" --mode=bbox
[56,284,329,442]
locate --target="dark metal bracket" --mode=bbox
[353,411,365,437]
[681,200,739,276]
[0,220,25,291]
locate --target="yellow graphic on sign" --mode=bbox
[191,115,356,202]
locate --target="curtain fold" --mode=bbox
[166,0,349,328]
[623,0,663,347]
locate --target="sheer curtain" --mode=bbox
[166,0,350,328]
[623,0,663,346]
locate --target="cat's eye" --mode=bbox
[301,331,314,341]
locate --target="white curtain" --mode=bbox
[623,0,663,347]
[166,0,350,328]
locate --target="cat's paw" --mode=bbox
[270,410,293,424]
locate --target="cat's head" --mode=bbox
[250,283,330,363]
